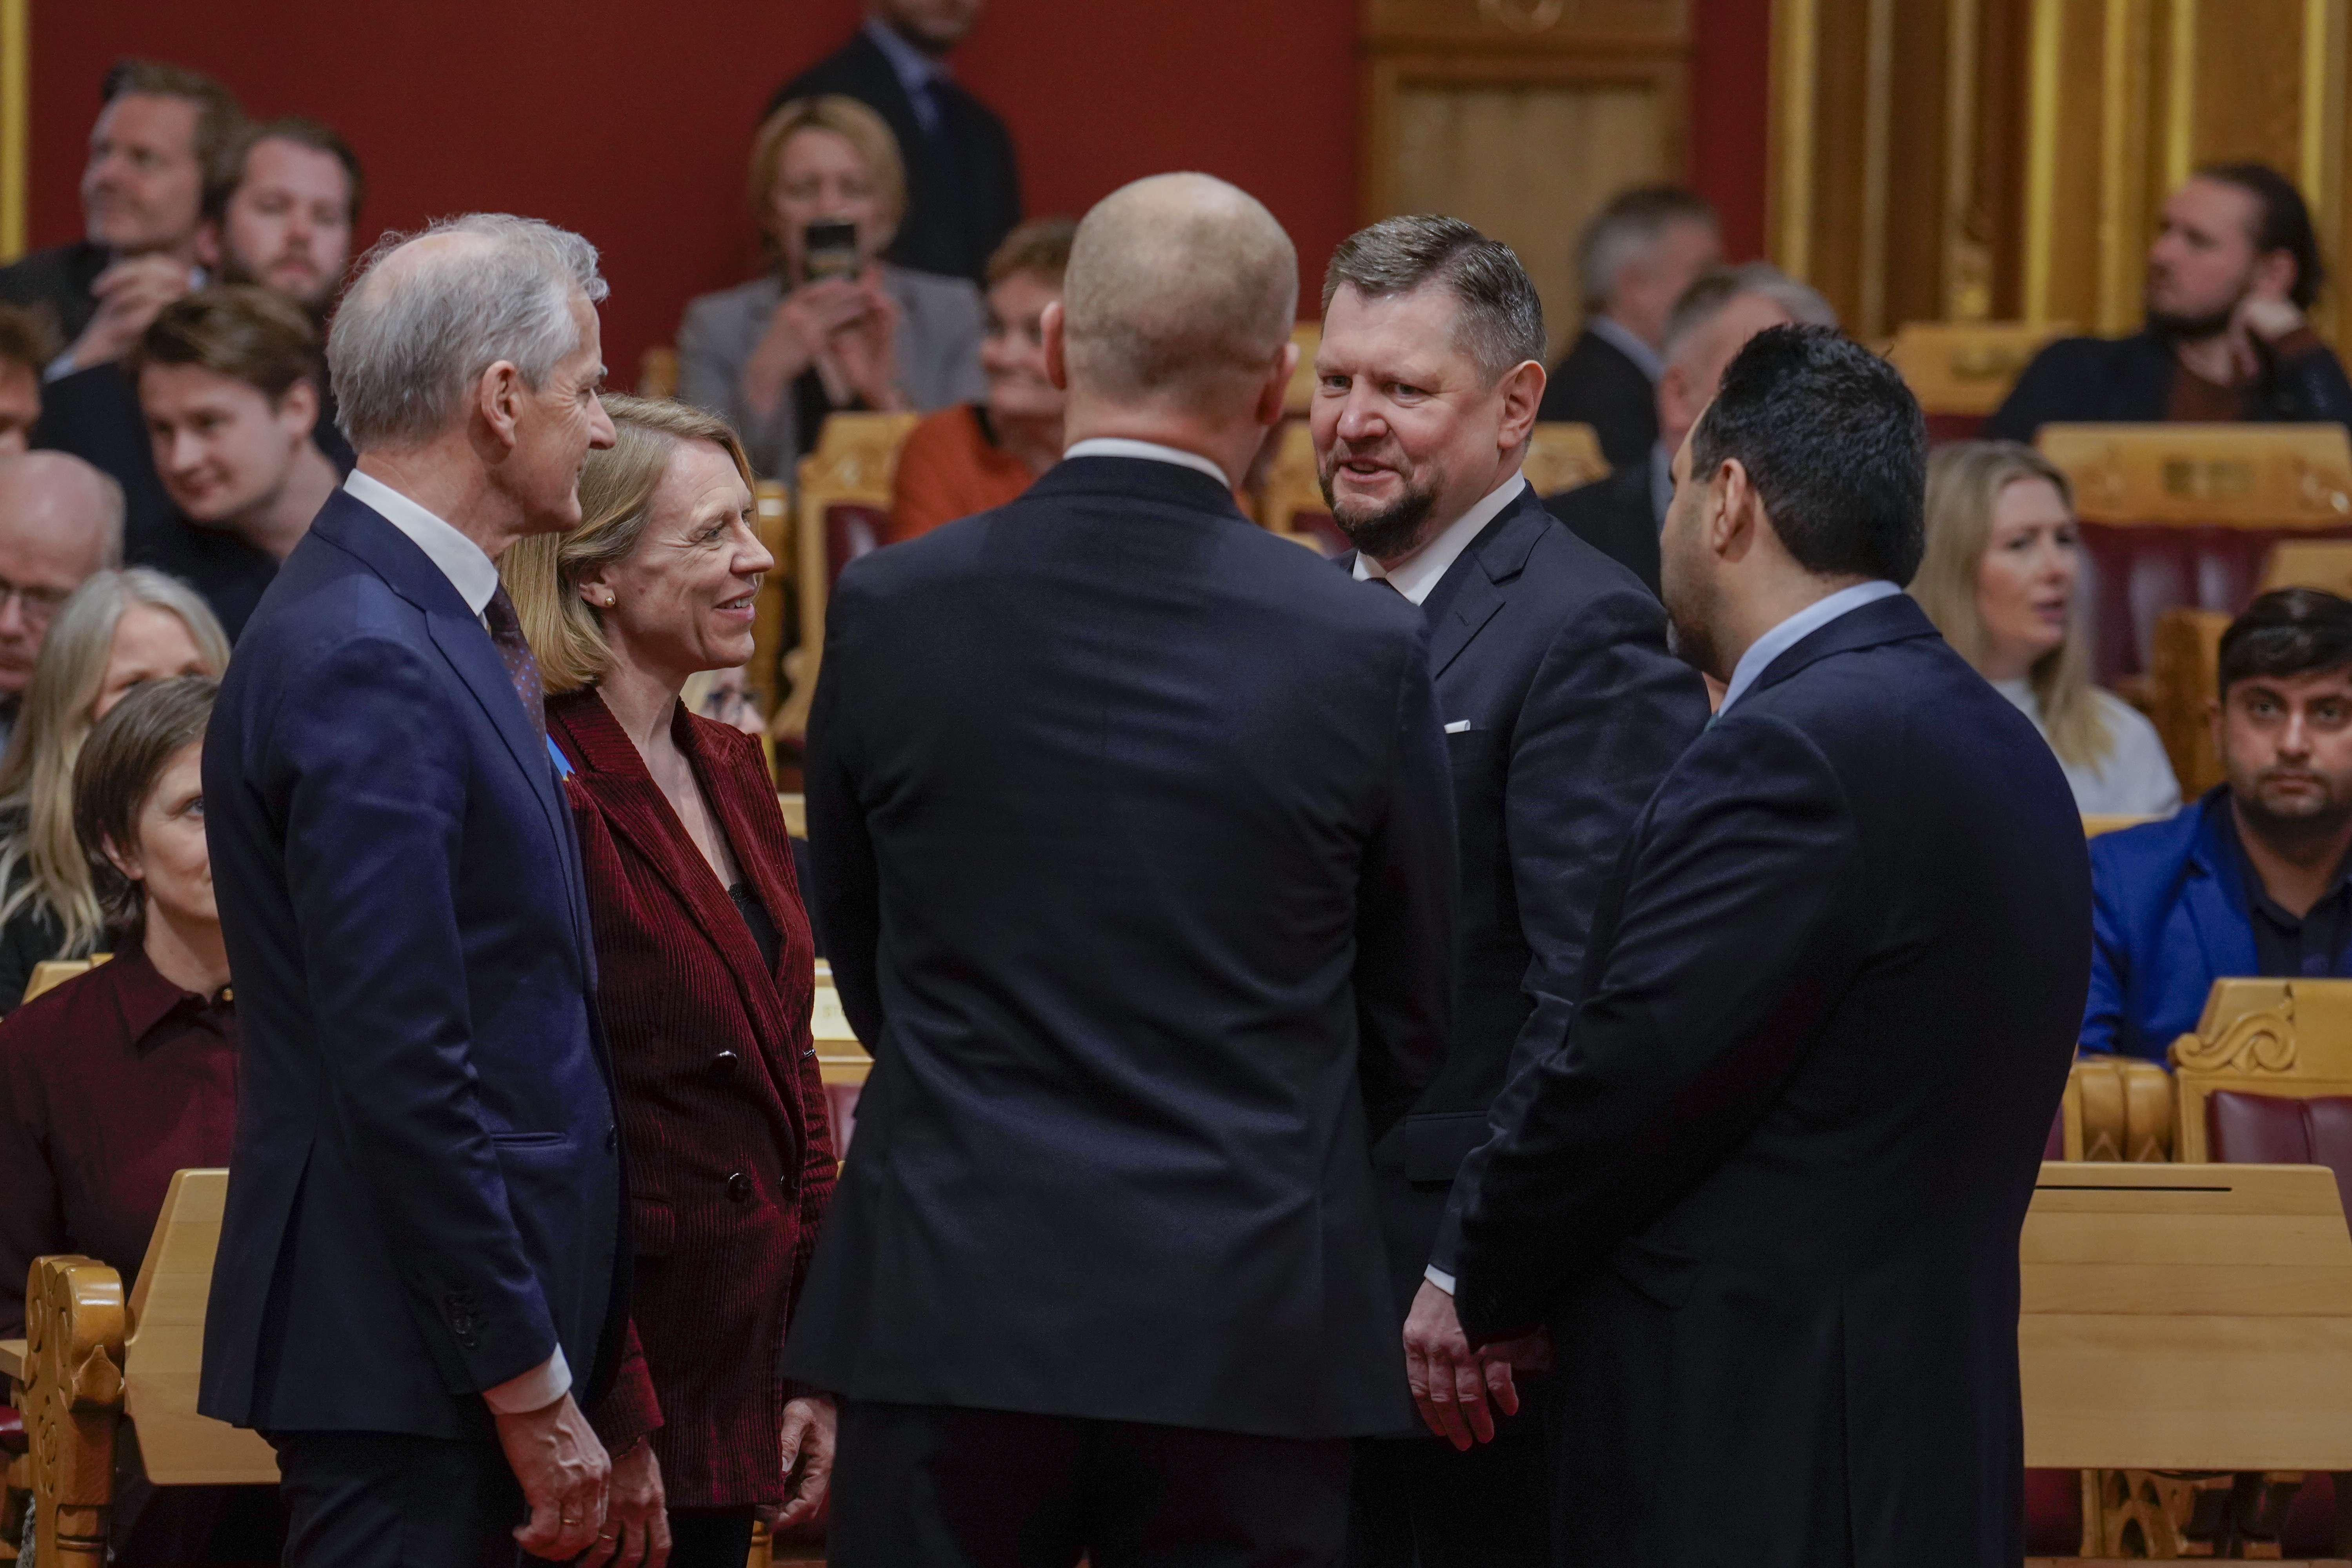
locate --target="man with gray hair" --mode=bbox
[1548,262,1838,595]
[1535,185,1720,470]
[1311,215,1707,1566]
[787,172,1457,1567]
[0,451,123,748]
[197,214,642,1568]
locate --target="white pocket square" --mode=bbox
[1444,720,1473,734]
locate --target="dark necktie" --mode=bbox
[482,585,548,750]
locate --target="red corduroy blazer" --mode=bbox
[551,689,835,1509]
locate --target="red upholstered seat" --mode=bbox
[1924,412,1989,446]
[825,1080,862,1161]
[1284,509,1351,559]
[2023,1468,2081,1555]
[2044,1109,2065,1161]
[0,1403,21,1456]
[824,503,888,589]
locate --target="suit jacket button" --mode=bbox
[709,1050,740,1080]
[726,1171,753,1203]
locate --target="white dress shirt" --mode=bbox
[342,467,571,1415]
[1717,580,1903,716]
[1352,473,1529,605]
[1062,437,1233,489]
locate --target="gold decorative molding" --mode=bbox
[2169,995,2297,1075]
[2022,0,2065,323]
[20,1255,126,1568]
[1766,0,1818,284]
[1477,0,1566,33]
[0,0,24,262]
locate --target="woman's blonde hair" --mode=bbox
[748,95,907,261]
[502,394,757,695]
[0,569,229,955]
[1910,440,2112,768]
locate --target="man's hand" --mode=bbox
[495,1390,611,1561]
[1401,1277,1520,1451]
[768,1394,837,1532]
[65,254,192,372]
[579,1437,669,1568]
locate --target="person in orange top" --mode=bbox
[885,216,1073,543]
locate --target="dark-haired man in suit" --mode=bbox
[1409,326,2092,1566]
[772,0,1020,284]
[791,172,1456,1568]
[1313,214,1706,1567]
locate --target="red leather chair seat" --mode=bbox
[0,1403,21,1456]
[824,504,887,588]
[825,1080,862,1161]
[2023,1468,2083,1554]
[1924,413,1990,446]
[2044,1109,2065,1161]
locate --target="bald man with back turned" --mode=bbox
[785,173,1458,1568]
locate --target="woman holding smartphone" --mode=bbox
[678,94,987,480]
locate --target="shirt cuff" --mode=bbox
[1424,1264,1457,1295]
[42,349,78,383]
[481,1346,571,1414]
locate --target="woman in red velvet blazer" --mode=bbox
[504,396,835,1568]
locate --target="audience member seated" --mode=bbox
[678,95,985,482]
[0,451,124,751]
[0,673,283,1566]
[1533,184,1719,470]
[771,0,1020,285]
[2085,588,2352,1061]
[503,395,837,1564]
[128,288,340,640]
[0,568,225,1012]
[0,304,55,453]
[0,60,240,377]
[1990,164,2350,442]
[1912,440,2179,817]
[886,215,1072,542]
[1545,262,1833,593]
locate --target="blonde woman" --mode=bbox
[1910,441,2179,817]
[676,93,986,479]
[503,395,834,1568]
[0,569,227,1012]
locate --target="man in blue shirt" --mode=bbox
[2086,588,2352,1061]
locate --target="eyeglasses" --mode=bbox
[0,578,74,630]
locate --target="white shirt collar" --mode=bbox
[1353,472,1528,606]
[1062,437,1233,491]
[1717,580,1903,715]
[1587,314,1664,384]
[343,469,501,617]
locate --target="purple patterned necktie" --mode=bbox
[482,585,548,749]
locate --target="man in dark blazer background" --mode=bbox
[201,216,638,1568]
[789,172,1457,1568]
[1311,215,1707,1567]
[771,0,1020,284]
[1410,327,2092,1566]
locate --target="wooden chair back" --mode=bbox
[122,1171,275,1484]
[1257,422,1346,555]
[2064,1055,2175,1163]
[2263,538,2352,601]
[746,480,792,720]
[774,412,920,740]
[1522,422,1608,497]
[1285,324,1320,417]
[2145,606,2230,799]
[2041,423,2352,529]
[2170,979,2352,1165]
[1885,320,2073,417]
[20,955,106,1006]
[637,346,679,402]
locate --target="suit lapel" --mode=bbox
[2182,802,2261,979]
[1424,493,1548,678]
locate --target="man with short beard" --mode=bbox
[200,118,364,326]
[1990,163,2352,441]
[1313,216,1705,1568]
[2085,588,2352,1061]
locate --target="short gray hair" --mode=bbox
[1662,262,1839,359]
[1576,186,1717,314]
[329,214,608,451]
[1322,215,1545,383]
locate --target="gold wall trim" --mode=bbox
[0,0,25,262]
[1768,0,1819,281]
[2023,0,2065,322]
[2163,0,2196,190]
[1942,0,1986,319]
[1857,0,1895,337]
[2303,0,2344,201]
[2096,0,2152,335]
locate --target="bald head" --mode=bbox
[0,453,124,698]
[1062,173,1298,414]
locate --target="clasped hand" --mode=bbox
[1400,1278,1553,1450]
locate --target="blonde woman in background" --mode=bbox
[0,569,227,1011]
[1910,440,2180,817]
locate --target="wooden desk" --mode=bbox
[812,960,867,1085]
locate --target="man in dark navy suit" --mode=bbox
[772,0,1020,284]
[2086,588,2352,1062]
[790,173,1457,1568]
[200,215,649,1568]
[1409,327,2092,1566]
[1311,215,1707,1567]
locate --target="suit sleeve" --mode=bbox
[273,635,564,1395]
[1441,712,1865,1342]
[805,573,885,1051]
[1352,624,1457,1144]
[2078,840,2130,1057]
[1984,342,2075,443]
[1500,586,1709,1090]
[2266,329,2352,431]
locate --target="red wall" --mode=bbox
[29,0,1767,379]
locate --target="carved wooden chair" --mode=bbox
[637,346,680,402]
[744,480,793,726]
[771,413,921,743]
[20,956,105,1008]
[1883,319,2073,443]
[1521,422,1608,498]
[1283,324,1319,418]
[3,1170,277,1566]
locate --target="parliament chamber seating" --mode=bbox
[1884,319,2073,444]
[771,411,921,742]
